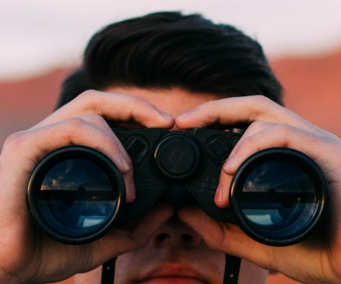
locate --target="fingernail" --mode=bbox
[214,183,223,202]
[128,179,136,200]
[158,109,173,120]
[177,110,194,120]
[120,153,131,172]
[223,154,235,172]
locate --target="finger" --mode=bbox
[73,113,115,136]
[54,113,136,202]
[228,120,274,157]
[33,90,174,129]
[211,124,336,209]
[83,204,174,268]
[178,206,330,282]
[177,207,276,270]
[29,204,173,282]
[222,124,326,175]
[216,121,339,208]
[2,118,135,210]
[213,121,276,209]
[214,173,233,208]
[61,113,131,164]
[175,95,318,132]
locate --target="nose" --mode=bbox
[149,215,202,249]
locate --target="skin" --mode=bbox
[175,95,341,284]
[73,87,269,284]
[0,87,340,284]
[0,89,175,283]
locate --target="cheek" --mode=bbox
[201,249,226,282]
[73,266,102,284]
[114,251,145,283]
[116,253,135,272]
[238,260,269,284]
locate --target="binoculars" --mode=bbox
[27,128,329,246]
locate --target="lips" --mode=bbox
[138,277,206,284]
[137,263,209,284]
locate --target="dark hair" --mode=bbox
[56,11,282,108]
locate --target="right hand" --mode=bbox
[0,90,174,284]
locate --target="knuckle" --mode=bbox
[67,117,87,129]
[2,131,27,151]
[97,134,125,158]
[250,95,276,112]
[57,117,89,141]
[239,135,256,149]
[130,96,151,108]
[252,94,271,104]
[84,113,106,124]
[272,123,292,135]
[102,134,119,149]
[248,120,270,132]
[77,89,99,101]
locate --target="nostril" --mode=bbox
[157,233,170,243]
[181,234,193,243]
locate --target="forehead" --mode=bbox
[104,86,223,116]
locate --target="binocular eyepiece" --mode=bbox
[27,128,329,246]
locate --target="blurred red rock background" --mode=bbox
[1,48,340,284]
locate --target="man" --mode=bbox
[0,12,340,284]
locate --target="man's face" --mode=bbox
[74,87,269,284]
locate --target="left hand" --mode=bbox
[175,95,341,284]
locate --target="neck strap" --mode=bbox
[101,258,116,284]
[223,254,241,284]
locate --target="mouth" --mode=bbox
[137,277,206,284]
[136,263,209,284]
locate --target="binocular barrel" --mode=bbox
[26,128,329,246]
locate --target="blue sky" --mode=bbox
[1,0,341,80]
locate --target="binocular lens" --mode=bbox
[27,147,125,244]
[231,149,328,246]
[240,161,316,236]
[39,159,116,236]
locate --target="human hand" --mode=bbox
[176,95,341,284]
[0,90,174,284]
